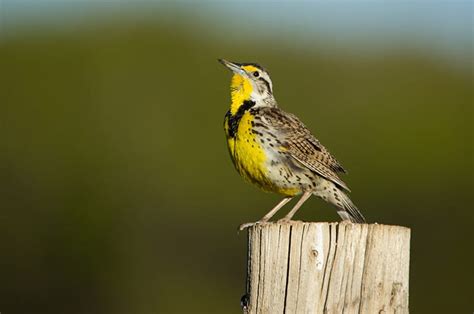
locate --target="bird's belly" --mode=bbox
[263,149,317,196]
[226,113,303,196]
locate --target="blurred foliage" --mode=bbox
[0,16,472,314]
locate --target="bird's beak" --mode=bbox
[218,59,245,76]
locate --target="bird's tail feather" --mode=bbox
[337,191,366,223]
[314,181,366,223]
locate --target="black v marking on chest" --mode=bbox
[225,100,256,138]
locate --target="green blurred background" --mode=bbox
[1,1,472,313]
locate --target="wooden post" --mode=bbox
[242,222,410,314]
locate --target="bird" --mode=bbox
[218,59,366,229]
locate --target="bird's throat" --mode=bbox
[230,74,253,115]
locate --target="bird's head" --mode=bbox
[219,59,275,114]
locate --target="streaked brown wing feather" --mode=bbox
[286,141,351,192]
[260,107,350,192]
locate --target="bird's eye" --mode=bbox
[253,71,260,77]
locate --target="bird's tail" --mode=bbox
[337,191,366,223]
[315,182,366,223]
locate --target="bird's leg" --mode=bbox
[279,191,312,222]
[260,197,293,222]
[239,197,293,230]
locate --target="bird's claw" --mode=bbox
[238,222,258,231]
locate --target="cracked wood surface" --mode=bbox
[244,222,410,314]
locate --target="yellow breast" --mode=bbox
[227,112,268,185]
[225,111,299,196]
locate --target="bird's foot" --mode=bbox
[276,217,291,224]
[238,222,258,231]
[239,220,271,231]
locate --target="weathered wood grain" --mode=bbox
[243,222,410,314]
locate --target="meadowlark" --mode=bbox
[219,59,366,229]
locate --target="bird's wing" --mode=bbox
[259,107,351,192]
